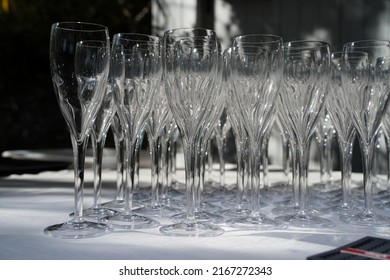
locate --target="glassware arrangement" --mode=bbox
[43,22,390,239]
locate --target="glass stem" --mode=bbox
[297,142,310,215]
[282,137,290,184]
[134,131,144,192]
[160,135,169,202]
[290,142,299,206]
[386,132,390,187]
[235,135,245,209]
[361,139,375,215]
[215,131,225,190]
[92,133,106,208]
[113,132,126,201]
[148,135,160,207]
[70,133,88,221]
[250,137,262,216]
[339,140,352,207]
[182,137,197,222]
[123,135,138,215]
[262,135,270,191]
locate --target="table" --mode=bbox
[0,165,389,260]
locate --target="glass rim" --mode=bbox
[164,27,216,38]
[284,40,329,50]
[343,39,390,48]
[233,34,283,44]
[113,33,161,42]
[52,21,108,32]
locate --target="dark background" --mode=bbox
[0,0,152,153]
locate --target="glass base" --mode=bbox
[82,207,117,220]
[101,212,160,230]
[376,200,390,210]
[171,211,224,224]
[226,213,282,230]
[271,203,300,216]
[160,220,224,237]
[275,212,334,228]
[135,203,182,218]
[44,218,112,239]
[101,199,144,211]
[101,198,125,210]
[221,198,250,209]
[339,210,390,226]
[215,207,251,220]
[320,201,360,215]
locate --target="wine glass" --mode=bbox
[322,51,362,214]
[340,40,390,226]
[216,48,251,219]
[82,45,123,220]
[45,23,111,238]
[275,40,334,228]
[226,34,284,230]
[101,112,126,210]
[310,109,339,199]
[159,28,224,237]
[102,33,161,229]
[135,83,181,217]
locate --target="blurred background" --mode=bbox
[1,0,390,174]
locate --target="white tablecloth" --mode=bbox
[0,167,389,260]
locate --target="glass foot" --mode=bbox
[160,220,224,237]
[101,212,160,230]
[215,207,251,220]
[135,203,182,218]
[101,198,125,210]
[101,199,144,211]
[226,213,282,230]
[44,218,112,239]
[82,207,117,220]
[170,210,224,224]
[275,212,334,228]
[339,210,390,226]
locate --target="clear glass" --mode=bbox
[102,33,161,229]
[340,40,390,226]
[275,40,334,228]
[311,110,339,195]
[322,51,360,215]
[270,114,292,195]
[101,112,126,210]
[226,34,284,230]
[159,28,224,237]
[82,45,123,220]
[136,84,181,217]
[44,23,111,238]
[376,117,390,210]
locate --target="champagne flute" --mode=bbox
[275,40,334,228]
[340,40,390,226]
[322,51,361,214]
[160,28,224,237]
[101,112,126,210]
[103,33,161,229]
[227,34,284,229]
[45,23,111,238]
[83,45,123,219]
